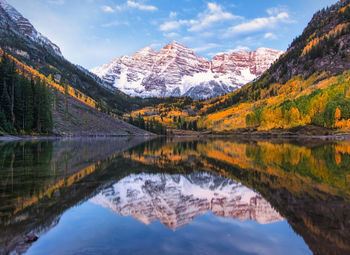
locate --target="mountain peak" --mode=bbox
[169,40,186,47]
[91,173,283,230]
[92,41,282,99]
[133,46,156,57]
[163,41,189,51]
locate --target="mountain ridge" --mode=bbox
[91,172,283,230]
[91,41,283,99]
[0,0,62,57]
[0,0,141,115]
[127,0,350,134]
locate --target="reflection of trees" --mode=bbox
[0,141,54,220]
[124,138,350,255]
[1,137,349,255]
[126,138,350,199]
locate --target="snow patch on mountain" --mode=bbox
[90,172,283,230]
[0,0,62,57]
[91,41,283,99]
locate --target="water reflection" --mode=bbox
[91,173,283,230]
[0,137,349,255]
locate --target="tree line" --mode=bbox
[0,55,52,134]
[128,115,167,135]
[172,116,199,131]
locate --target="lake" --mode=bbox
[0,137,349,255]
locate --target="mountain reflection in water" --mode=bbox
[91,173,283,230]
[0,137,349,255]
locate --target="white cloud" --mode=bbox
[264,32,277,39]
[230,46,251,53]
[189,2,241,32]
[169,12,177,18]
[101,5,115,13]
[267,6,287,16]
[160,21,181,31]
[224,11,290,37]
[159,2,240,32]
[127,1,158,11]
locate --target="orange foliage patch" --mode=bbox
[302,23,349,56]
[0,48,98,110]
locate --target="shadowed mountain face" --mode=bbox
[0,137,349,255]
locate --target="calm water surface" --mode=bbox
[0,137,349,255]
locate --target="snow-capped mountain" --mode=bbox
[91,42,283,99]
[90,173,283,230]
[0,0,62,57]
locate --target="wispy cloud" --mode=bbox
[160,21,182,31]
[188,2,241,32]
[101,5,115,13]
[224,11,291,37]
[267,6,288,16]
[264,32,278,39]
[159,2,240,32]
[169,12,177,18]
[126,1,158,11]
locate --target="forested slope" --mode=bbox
[126,0,350,134]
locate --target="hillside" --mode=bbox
[51,88,149,136]
[0,0,159,115]
[200,0,350,132]
[127,0,350,134]
[0,49,150,136]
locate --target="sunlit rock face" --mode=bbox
[91,173,283,230]
[91,42,283,99]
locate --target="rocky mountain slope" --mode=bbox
[0,0,152,135]
[196,0,350,132]
[51,89,150,135]
[91,172,283,230]
[0,0,62,56]
[0,0,136,114]
[92,42,282,99]
[128,0,350,133]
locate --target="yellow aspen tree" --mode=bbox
[335,107,341,121]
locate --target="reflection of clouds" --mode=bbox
[177,214,310,255]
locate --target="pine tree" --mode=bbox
[23,79,34,132]
[0,107,10,132]
[1,83,11,122]
[39,82,53,133]
[14,77,24,131]
[0,83,12,132]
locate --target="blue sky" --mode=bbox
[7,0,338,69]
